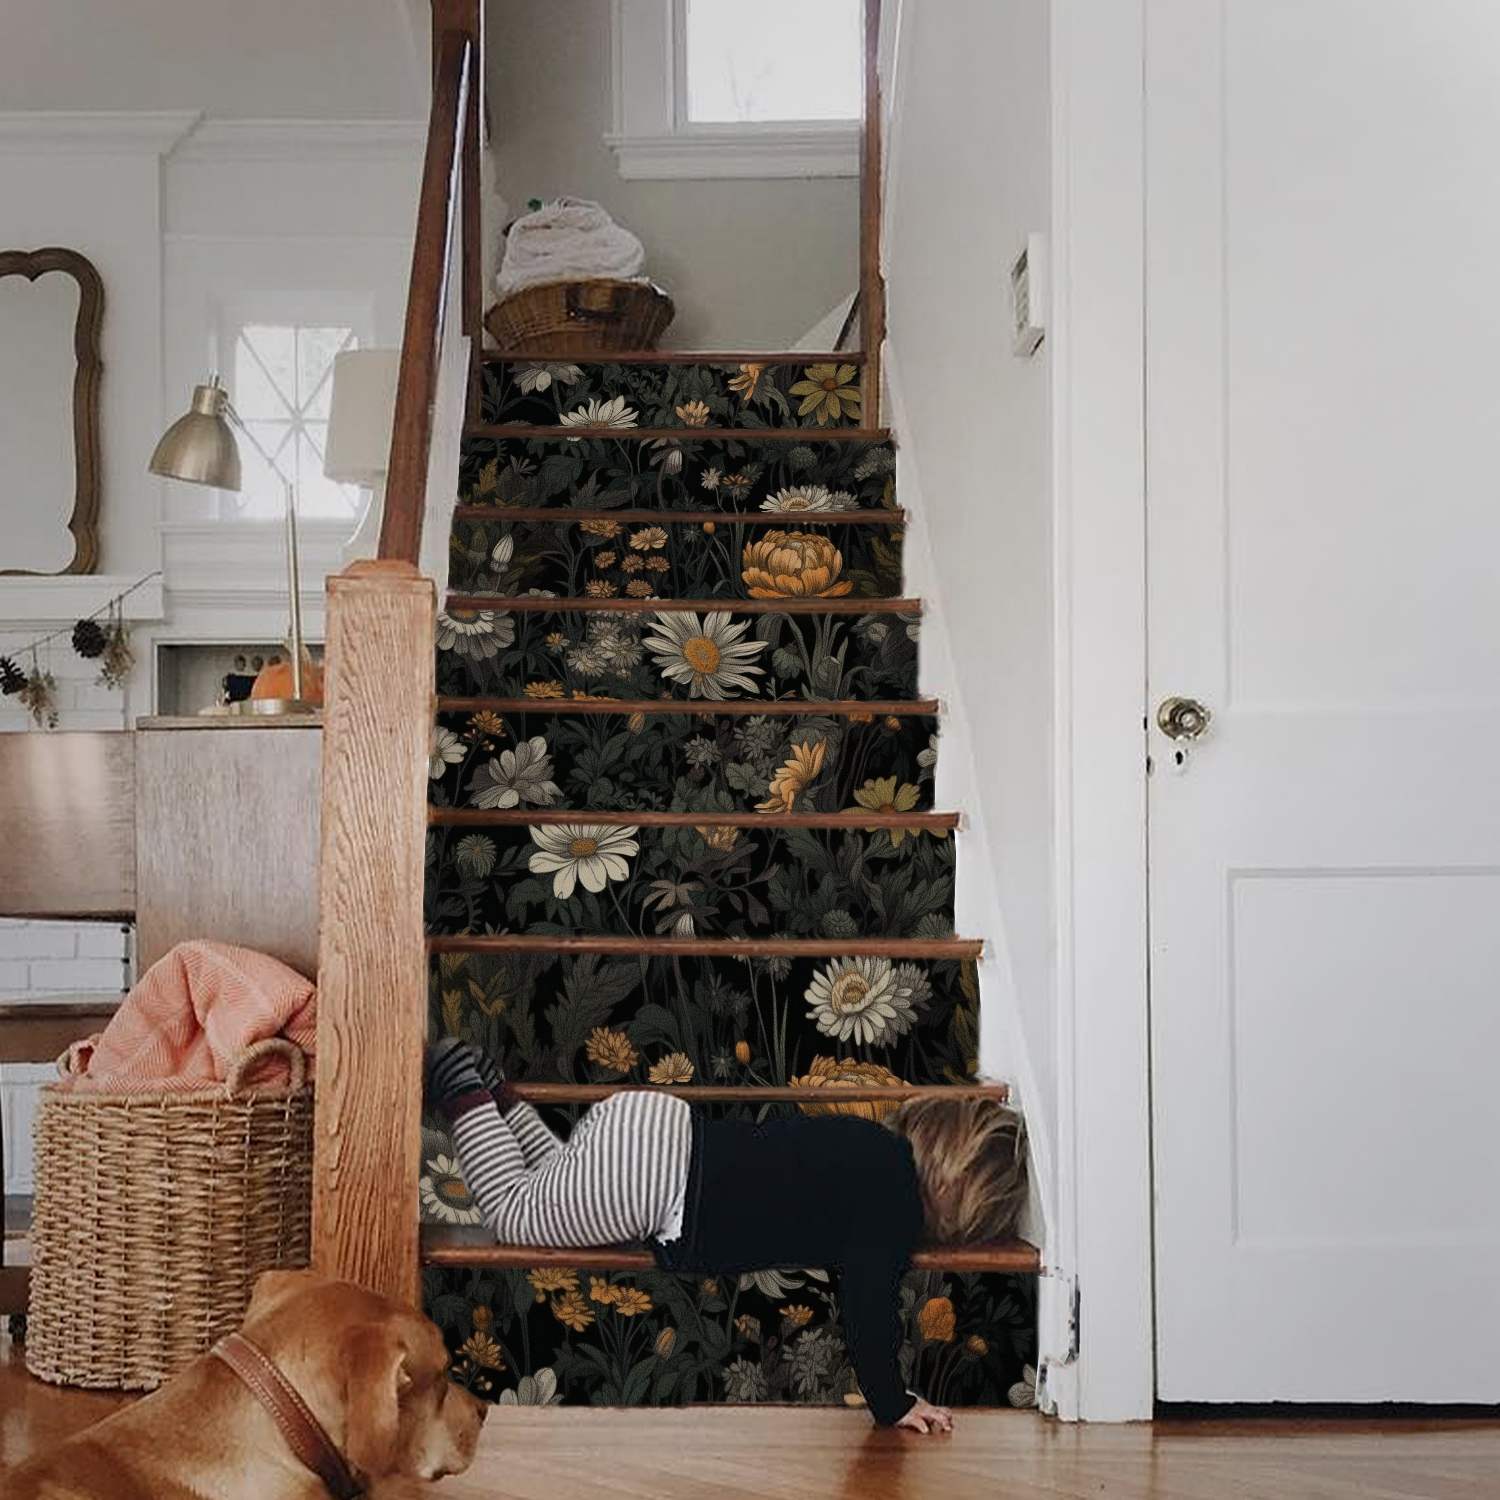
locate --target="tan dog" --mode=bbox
[8,1268,487,1499]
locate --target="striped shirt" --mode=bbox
[450,1090,693,1248]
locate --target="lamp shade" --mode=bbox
[324,348,400,485]
[149,378,241,491]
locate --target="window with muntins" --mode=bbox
[230,322,359,521]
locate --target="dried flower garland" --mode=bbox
[18,651,58,729]
[2,572,159,727]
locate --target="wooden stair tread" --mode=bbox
[430,808,958,830]
[454,506,904,526]
[438,696,939,717]
[430,935,979,959]
[444,595,921,615]
[466,424,891,443]
[422,1224,1041,1275]
[483,350,868,365]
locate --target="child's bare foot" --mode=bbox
[895,1398,954,1435]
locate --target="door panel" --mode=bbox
[1147,0,1500,1400]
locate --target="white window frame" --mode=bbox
[606,0,862,181]
[211,290,374,525]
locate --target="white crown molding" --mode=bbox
[605,128,860,181]
[171,118,426,163]
[0,110,202,156]
[0,575,165,628]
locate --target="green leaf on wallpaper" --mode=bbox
[545,956,639,1069]
[625,1003,680,1050]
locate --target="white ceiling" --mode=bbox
[0,0,427,119]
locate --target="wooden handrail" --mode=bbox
[379,23,473,565]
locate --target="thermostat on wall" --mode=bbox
[1010,233,1048,356]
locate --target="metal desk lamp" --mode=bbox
[149,375,316,714]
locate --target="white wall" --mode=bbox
[0,108,422,1195]
[884,0,1057,1220]
[487,0,860,349]
[0,0,425,119]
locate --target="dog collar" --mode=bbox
[210,1331,364,1500]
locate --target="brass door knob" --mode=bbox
[1157,696,1212,741]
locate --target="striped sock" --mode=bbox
[427,1038,485,1104]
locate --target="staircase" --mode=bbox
[418,354,1040,1410]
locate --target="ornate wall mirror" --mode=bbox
[0,248,103,575]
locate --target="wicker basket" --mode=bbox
[25,1038,313,1390]
[485,278,675,355]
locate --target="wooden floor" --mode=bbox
[5,1334,1500,1498]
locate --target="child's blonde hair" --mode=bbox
[885,1097,1028,1244]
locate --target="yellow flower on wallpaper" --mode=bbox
[612,1288,654,1318]
[467,709,507,738]
[579,517,623,539]
[552,1291,595,1332]
[459,1331,506,1371]
[585,1026,639,1075]
[780,1305,815,1329]
[696,823,741,853]
[851,776,923,846]
[727,363,764,402]
[648,1052,694,1085]
[524,680,566,699]
[917,1296,957,1344]
[789,363,861,425]
[528,1268,580,1303]
[589,1277,621,1305]
[675,400,711,427]
[741,531,852,599]
[654,1326,677,1358]
[757,738,828,813]
[790,1055,907,1122]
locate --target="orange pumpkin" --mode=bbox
[250,655,324,706]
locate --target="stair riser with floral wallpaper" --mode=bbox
[436,606,920,701]
[460,436,895,515]
[428,708,941,814]
[429,950,976,1088]
[422,357,1038,1415]
[478,360,867,430]
[425,1262,1035,1412]
[425,824,957,941]
[449,517,906,601]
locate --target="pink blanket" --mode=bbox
[60,940,316,1093]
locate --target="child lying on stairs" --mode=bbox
[428,1038,1028,1433]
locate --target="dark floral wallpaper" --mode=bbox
[458,433,895,517]
[449,515,906,602]
[423,359,1037,1412]
[436,603,921,702]
[479,360,867,431]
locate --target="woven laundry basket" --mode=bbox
[25,1037,312,1390]
[485,278,674,355]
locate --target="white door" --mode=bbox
[1147,0,1500,1401]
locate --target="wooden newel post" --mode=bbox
[312,559,435,1305]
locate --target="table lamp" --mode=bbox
[149,375,316,713]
